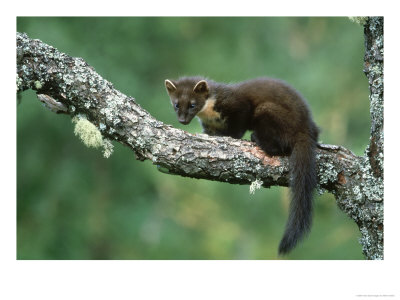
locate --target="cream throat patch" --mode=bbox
[196,98,226,130]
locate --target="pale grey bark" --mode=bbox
[16,17,383,259]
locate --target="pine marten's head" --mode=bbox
[164,77,210,125]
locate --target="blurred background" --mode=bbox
[17,17,369,259]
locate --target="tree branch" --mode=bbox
[364,17,384,179]
[16,19,383,259]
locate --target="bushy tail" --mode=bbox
[278,133,317,255]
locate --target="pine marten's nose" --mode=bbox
[178,118,189,125]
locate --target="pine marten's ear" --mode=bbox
[165,79,177,93]
[193,80,209,94]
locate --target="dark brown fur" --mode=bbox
[165,76,319,254]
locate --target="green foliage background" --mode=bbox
[17,17,368,259]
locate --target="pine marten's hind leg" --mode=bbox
[251,131,285,156]
[251,104,294,157]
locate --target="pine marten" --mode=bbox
[164,76,319,255]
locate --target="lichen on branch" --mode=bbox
[72,115,114,158]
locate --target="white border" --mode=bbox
[2,1,399,299]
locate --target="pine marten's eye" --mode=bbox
[174,103,179,109]
[190,103,196,109]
